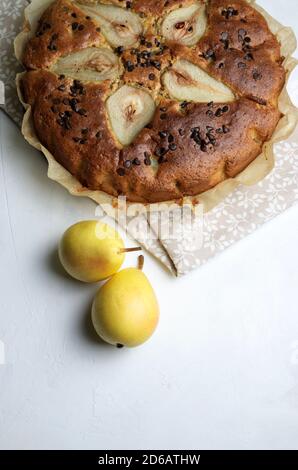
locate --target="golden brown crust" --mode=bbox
[195,0,285,105]
[20,0,285,203]
[23,0,103,69]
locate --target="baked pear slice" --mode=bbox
[106,85,156,146]
[51,47,120,82]
[161,3,207,46]
[75,1,143,48]
[162,60,235,103]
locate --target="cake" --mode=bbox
[19,0,285,203]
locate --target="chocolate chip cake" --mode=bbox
[19,0,285,203]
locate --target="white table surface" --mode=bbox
[1,0,298,451]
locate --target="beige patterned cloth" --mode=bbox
[1,0,298,276]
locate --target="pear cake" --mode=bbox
[19,0,285,203]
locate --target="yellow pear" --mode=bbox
[59,220,139,283]
[92,262,159,347]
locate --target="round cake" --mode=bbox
[19,0,285,203]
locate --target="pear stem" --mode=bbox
[138,255,144,271]
[118,247,142,254]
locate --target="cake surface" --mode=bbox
[20,0,285,203]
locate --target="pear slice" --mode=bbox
[161,3,207,46]
[106,85,155,146]
[75,2,143,48]
[51,47,120,82]
[162,60,235,103]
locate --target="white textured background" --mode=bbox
[1,0,298,450]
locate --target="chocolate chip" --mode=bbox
[117,168,125,176]
[243,43,252,52]
[222,125,230,133]
[96,131,103,139]
[158,155,167,164]
[215,108,223,117]
[124,160,132,168]
[222,105,229,113]
[152,61,161,70]
[71,12,77,18]
[203,49,216,61]
[71,22,79,31]
[180,101,189,109]
[244,52,254,61]
[200,142,207,152]
[69,86,77,96]
[133,158,141,166]
[160,113,167,120]
[126,1,132,9]
[125,61,135,72]
[222,7,238,19]
[96,27,101,32]
[208,136,216,145]
[48,43,57,51]
[73,137,81,142]
[81,128,88,135]
[178,128,185,136]
[144,152,151,165]
[58,85,66,91]
[115,46,124,55]
[59,74,65,80]
[206,110,214,117]
[86,16,91,20]
[51,106,58,113]
[148,73,155,81]
[159,131,168,138]
[238,28,247,40]
[78,24,84,31]
[190,128,202,146]
[168,134,174,143]
[169,143,177,151]
[253,70,262,80]
[155,147,167,157]
[244,36,251,43]
[78,108,87,116]
[116,343,124,348]
[69,98,78,111]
